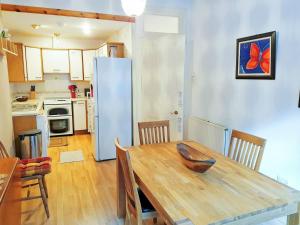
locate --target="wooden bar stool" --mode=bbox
[0,141,51,218]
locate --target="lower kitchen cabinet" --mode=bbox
[73,100,87,131]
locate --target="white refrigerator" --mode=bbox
[91,57,132,161]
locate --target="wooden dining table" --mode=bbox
[117,141,300,225]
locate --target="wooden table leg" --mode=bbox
[287,203,300,225]
[117,152,126,218]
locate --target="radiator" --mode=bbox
[187,117,228,155]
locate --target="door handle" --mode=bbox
[171,110,179,115]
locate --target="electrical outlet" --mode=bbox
[277,175,288,185]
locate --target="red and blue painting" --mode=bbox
[236,31,276,80]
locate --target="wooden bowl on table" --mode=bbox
[177,143,216,173]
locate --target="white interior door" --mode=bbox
[139,34,185,141]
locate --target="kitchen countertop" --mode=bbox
[12,97,91,116]
[71,97,89,101]
[12,98,44,117]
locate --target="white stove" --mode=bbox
[44,98,73,136]
[44,98,71,105]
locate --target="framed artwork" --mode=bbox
[236,31,276,80]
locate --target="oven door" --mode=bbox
[48,116,73,136]
[44,104,72,116]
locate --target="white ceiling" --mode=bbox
[1,11,130,40]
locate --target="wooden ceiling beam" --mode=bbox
[0,3,135,23]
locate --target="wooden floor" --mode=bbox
[21,135,286,225]
[22,134,121,225]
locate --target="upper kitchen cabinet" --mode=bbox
[83,50,96,81]
[97,45,108,57]
[69,50,84,81]
[25,46,43,81]
[42,49,69,74]
[7,43,26,83]
[97,42,124,58]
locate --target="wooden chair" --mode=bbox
[0,140,51,218]
[0,141,9,159]
[115,139,157,225]
[227,130,266,171]
[138,120,170,145]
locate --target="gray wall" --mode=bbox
[191,0,300,189]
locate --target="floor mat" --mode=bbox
[60,150,84,163]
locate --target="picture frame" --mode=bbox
[236,31,276,80]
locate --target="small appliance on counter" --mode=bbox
[68,85,77,98]
[84,88,90,97]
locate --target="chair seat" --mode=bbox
[19,157,52,177]
[138,188,155,213]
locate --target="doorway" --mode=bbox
[137,34,185,141]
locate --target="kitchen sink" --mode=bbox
[12,104,38,112]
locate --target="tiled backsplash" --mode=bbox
[10,74,90,99]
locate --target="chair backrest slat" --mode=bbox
[238,141,247,164]
[227,130,266,171]
[158,126,162,143]
[115,139,143,224]
[138,120,170,145]
[0,141,9,159]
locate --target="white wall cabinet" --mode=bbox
[83,50,96,81]
[25,47,43,81]
[73,100,87,131]
[69,50,83,80]
[42,49,69,73]
[97,45,108,57]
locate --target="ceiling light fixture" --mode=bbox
[81,23,91,35]
[31,24,41,30]
[121,0,147,17]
